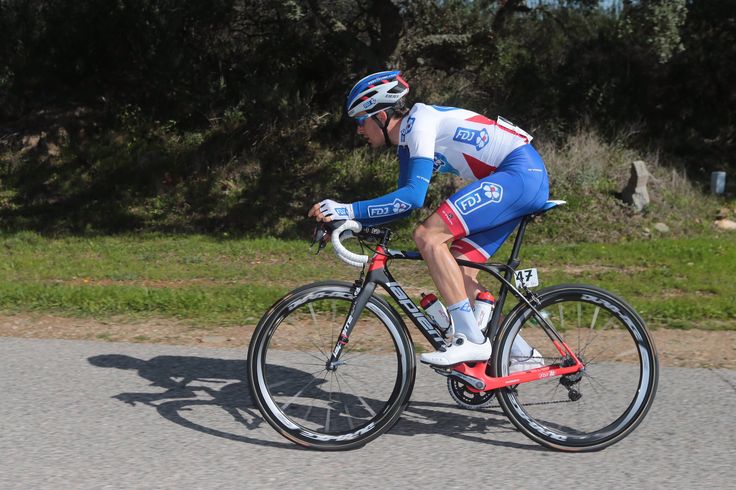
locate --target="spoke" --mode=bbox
[581,371,612,394]
[341,350,374,364]
[279,370,326,412]
[590,306,600,330]
[270,365,326,388]
[577,305,582,349]
[303,370,331,425]
[335,371,378,418]
[578,317,616,359]
[333,373,355,430]
[308,302,330,358]
[293,347,328,365]
[308,303,318,325]
[325,372,334,432]
[308,338,329,360]
[558,304,565,330]
[290,362,327,367]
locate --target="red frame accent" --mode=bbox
[368,245,389,271]
[452,341,583,392]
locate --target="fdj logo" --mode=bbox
[367,199,410,218]
[453,127,489,151]
[433,152,459,176]
[405,117,415,134]
[362,97,377,110]
[456,183,503,215]
[400,117,416,143]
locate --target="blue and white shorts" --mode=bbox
[437,144,549,262]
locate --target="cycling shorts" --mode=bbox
[437,144,549,262]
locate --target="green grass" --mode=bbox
[1,231,734,329]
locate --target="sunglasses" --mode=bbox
[355,114,370,127]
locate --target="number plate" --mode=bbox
[514,268,539,288]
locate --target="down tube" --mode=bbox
[369,267,447,350]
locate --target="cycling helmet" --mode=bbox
[345,70,410,118]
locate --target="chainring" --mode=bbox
[447,377,495,410]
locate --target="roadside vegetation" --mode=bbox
[1,231,734,331]
[1,1,735,333]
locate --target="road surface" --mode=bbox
[1,337,734,488]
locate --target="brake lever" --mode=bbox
[310,225,328,255]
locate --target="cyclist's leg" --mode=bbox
[440,145,548,359]
[412,214,468,307]
[450,218,520,301]
[450,222,535,359]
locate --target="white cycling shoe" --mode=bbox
[509,348,545,373]
[420,333,492,367]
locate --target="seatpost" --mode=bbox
[507,216,530,271]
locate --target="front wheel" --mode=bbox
[494,285,658,452]
[247,281,416,450]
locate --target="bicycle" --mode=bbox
[247,200,659,451]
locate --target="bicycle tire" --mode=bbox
[247,281,416,450]
[493,284,658,452]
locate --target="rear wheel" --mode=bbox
[247,281,416,450]
[494,285,658,451]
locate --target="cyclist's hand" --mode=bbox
[308,199,354,222]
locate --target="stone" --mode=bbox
[620,161,650,212]
[715,219,736,231]
[654,222,670,233]
[716,208,730,220]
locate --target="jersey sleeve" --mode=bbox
[351,149,433,226]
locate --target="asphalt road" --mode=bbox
[1,337,734,489]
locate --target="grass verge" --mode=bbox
[1,231,734,330]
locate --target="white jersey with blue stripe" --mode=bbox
[398,103,532,181]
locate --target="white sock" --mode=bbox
[511,335,533,359]
[447,299,485,344]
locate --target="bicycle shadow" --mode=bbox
[88,353,542,451]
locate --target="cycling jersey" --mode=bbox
[352,104,533,223]
[350,103,548,261]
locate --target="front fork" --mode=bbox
[326,281,376,371]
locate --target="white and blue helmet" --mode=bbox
[345,70,410,118]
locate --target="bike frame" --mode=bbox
[326,216,584,393]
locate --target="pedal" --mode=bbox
[432,367,453,376]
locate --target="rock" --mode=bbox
[46,141,61,157]
[654,222,670,233]
[715,219,736,231]
[716,208,730,220]
[620,161,650,212]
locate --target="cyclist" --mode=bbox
[308,70,547,368]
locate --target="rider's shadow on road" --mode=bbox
[88,354,540,451]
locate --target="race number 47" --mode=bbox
[514,268,539,288]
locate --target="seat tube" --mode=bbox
[488,217,529,341]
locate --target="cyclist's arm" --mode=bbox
[352,151,433,226]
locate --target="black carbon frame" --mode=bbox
[326,214,567,366]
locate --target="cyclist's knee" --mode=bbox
[412,224,431,251]
[413,223,444,253]
[413,215,454,252]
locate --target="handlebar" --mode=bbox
[329,220,369,267]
